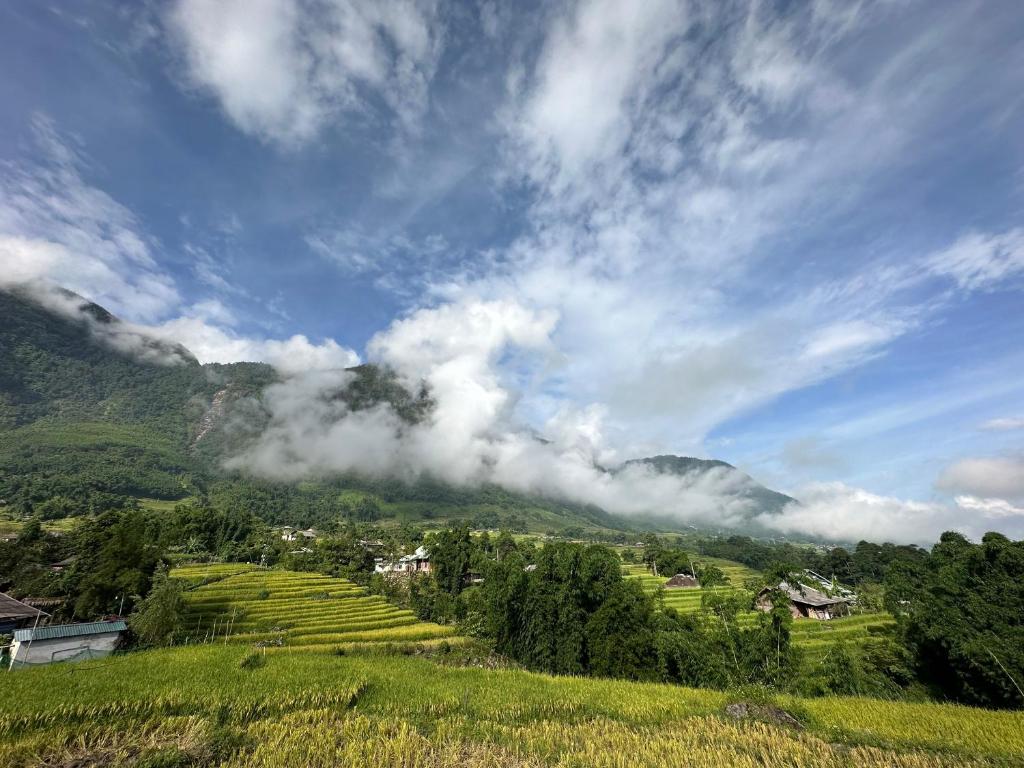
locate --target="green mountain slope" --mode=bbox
[0,287,797,533]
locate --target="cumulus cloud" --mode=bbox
[150,313,360,373]
[469,0,976,453]
[167,0,445,145]
[756,482,1024,545]
[954,495,1024,519]
[229,298,764,526]
[937,456,1024,503]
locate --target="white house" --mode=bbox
[374,545,431,574]
[280,527,318,542]
[9,620,127,668]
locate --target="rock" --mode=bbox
[725,701,804,730]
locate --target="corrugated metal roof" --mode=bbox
[0,592,46,620]
[14,620,127,642]
[775,581,847,607]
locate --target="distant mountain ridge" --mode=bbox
[0,286,798,532]
[622,455,796,516]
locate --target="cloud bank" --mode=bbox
[228,298,765,528]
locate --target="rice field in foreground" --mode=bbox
[173,564,458,651]
[2,645,1022,767]
[623,561,897,657]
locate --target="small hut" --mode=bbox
[664,573,699,589]
[757,581,849,620]
[9,620,127,668]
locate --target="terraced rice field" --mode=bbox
[171,563,260,588]
[623,561,896,656]
[173,565,459,651]
[4,645,1023,767]
[623,559,755,613]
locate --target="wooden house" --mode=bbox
[756,581,850,620]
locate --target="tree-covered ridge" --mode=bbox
[0,287,645,532]
[0,288,206,433]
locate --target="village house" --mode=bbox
[49,556,77,573]
[802,569,857,601]
[0,592,49,633]
[279,527,318,542]
[756,581,850,620]
[664,573,700,589]
[8,620,127,668]
[374,545,431,575]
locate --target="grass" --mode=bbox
[3,645,1022,767]
[173,564,458,651]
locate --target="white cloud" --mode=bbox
[167,0,445,145]
[926,229,1024,291]
[0,116,179,322]
[757,482,995,545]
[470,0,965,455]
[981,417,1024,431]
[937,456,1024,503]
[229,298,764,526]
[0,117,359,374]
[149,313,360,373]
[513,0,684,190]
[955,495,1024,519]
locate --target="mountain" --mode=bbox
[622,455,796,516]
[0,286,797,534]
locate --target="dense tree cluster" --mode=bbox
[886,532,1024,709]
[697,535,927,586]
[404,532,802,687]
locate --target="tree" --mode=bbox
[495,529,517,562]
[891,531,1024,709]
[695,563,727,588]
[430,524,475,595]
[70,509,163,618]
[585,579,657,680]
[129,562,186,646]
[641,533,662,575]
[654,547,691,577]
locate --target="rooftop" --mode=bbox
[770,581,849,607]
[0,592,48,621]
[14,620,127,643]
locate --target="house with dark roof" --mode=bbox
[664,573,699,589]
[0,592,49,633]
[756,581,850,620]
[8,620,127,668]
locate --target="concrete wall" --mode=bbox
[10,631,122,667]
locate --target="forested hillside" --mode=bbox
[0,287,798,535]
[0,288,637,532]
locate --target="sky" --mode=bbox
[1,0,1023,544]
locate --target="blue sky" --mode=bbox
[1,0,1023,542]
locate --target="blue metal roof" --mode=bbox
[14,620,127,642]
